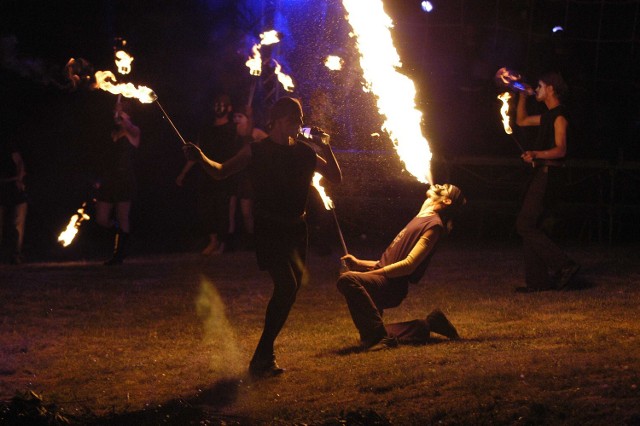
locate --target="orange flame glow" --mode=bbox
[498,92,513,134]
[312,173,334,211]
[94,70,157,103]
[343,0,432,184]
[58,203,90,247]
[115,50,134,75]
[245,30,281,77]
[273,60,295,92]
[245,44,262,76]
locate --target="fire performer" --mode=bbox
[183,97,342,378]
[176,93,238,255]
[94,99,140,265]
[514,71,580,292]
[0,139,28,265]
[337,184,466,349]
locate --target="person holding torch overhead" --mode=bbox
[183,97,342,378]
[515,71,580,292]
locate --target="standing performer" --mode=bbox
[0,139,28,265]
[177,93,238,255]
[227,105,268,250]
[183,97,342,378]
[337,184,466,349]
[95,100,140,265]
[515,71,580,292]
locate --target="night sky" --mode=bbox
[2,0,639,259]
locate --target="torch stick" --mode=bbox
[331,209,349,257]
[154,100,187,145]
[247,78,257,107]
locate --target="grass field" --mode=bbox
[1,241,639,425]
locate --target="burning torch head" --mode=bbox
[494,67,532,95]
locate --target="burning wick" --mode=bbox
[312,173,349,272]
[58,203,90,247]
[324,55,344,71]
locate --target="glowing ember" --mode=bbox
[324,55,344,71]
[497,92,513,134]
[312,172,334,210]
[94,70,157,103]
[114,50,134,75]
[58,203,90,247]
[342,0,432,184]
[273,60,295,92]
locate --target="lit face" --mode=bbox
[535,81,549,101]
[426,183,451,201]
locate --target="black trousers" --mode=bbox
[516,166,572,289]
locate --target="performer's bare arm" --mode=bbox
[183,143,251,180]
[341,227,442,277]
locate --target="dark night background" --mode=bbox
[2,0,640,262]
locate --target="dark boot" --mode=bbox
[426,309,460,339]
[105,231,129,265]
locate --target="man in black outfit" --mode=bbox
[337,184,466,350]
[183,97,342,377]
[515,72,580,292]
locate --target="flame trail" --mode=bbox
[58,203,90,247]
[94,70,157,103]
[342,0,432,184]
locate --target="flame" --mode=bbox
[245,30,281,76]
[115,50,134,75]
[58,203,90,247]
[324,55,344,71]
[497,92,513,134]
[245,44,262,76]
[342,0,432,184]
[312,173,334,210]
[273,60,295,92]
[260,30,280,45]
[496,67,521,86]
[94,70,157,103]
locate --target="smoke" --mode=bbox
[195,275,243,375]
[1,34,95,92]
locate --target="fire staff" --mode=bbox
[515,71,580,292]
[337,184,466,349]
[183,97,342,378]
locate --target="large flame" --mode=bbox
[94,70,157,103]
[342,0,432,184]
[58,203,90,247]
[115,50,134,75]
[312,173,334,210]
[497,92,513,134]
